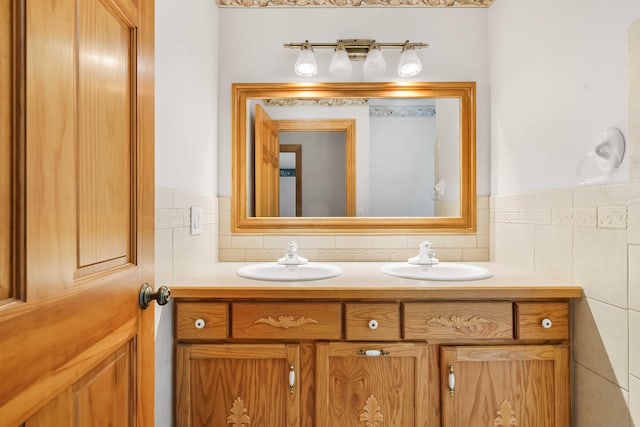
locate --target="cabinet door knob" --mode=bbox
[368,319,379,330]
[195,319,206,329]
[541,318,553,329]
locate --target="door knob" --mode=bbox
[139,283,171,309]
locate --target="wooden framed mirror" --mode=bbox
[232,81,476,234]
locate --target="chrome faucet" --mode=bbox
[277,241,308,265]
[408,240,439,265]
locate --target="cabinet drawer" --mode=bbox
[232,302,342,339]
[176,302,228,340]
[403,302,513,340]
[345,303,400,341]
[516,302,569,340]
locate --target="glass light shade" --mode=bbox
[397,48,422,77]
[329,47,352,78]
[363,47,386,78]
[294,47,318,77]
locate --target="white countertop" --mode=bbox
[168,262,583,300]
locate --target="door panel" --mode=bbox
[75,341,134,426]
[316,342,438,427]
[24,389,73,426]
[440,345,570,427]
[176,343,301,427]
[0,0,154,424]
[77,0,133,273]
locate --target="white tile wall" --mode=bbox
[630,309,640,379]
[573,297,629,389]
[573,228,628,309]
[631,375,640,426]
[155,186,218,427]
[629,20,640,426]
[534,224,573,282]
[573,364,630,427]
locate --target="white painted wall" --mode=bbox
[155,1,219,426]
[218,7,491,198]
[156,0,218,197]
[488,0,640,195]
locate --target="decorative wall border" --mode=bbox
[156,207,218,229]
[491,207,628,229]
[218,0,493,7]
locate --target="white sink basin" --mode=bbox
[380,262,493,281]
[237,262,343,282]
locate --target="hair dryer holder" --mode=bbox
[577,127,625,185]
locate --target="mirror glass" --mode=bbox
[232,82,476,233]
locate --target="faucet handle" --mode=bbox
[420,240,433,251]
[287,241,298,255]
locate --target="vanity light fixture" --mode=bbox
[329,42,352,78]
[294,41,318,77]
[285,39,428,78]
[397,45,422,77]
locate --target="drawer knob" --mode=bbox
[368,320,379,330]
[541,318,553,329]
[195,319,206,329]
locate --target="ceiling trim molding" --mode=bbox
[218,0,494,8]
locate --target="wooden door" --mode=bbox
[0,0,155,425]
[254,104,280,217]
[441,345,570,427]
[316,342,439,427]
[176,343,301,427]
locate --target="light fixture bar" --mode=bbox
[284,39,428,61]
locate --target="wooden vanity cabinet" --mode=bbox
[174,298,572,427]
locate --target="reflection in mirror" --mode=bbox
[279,145,301,217]
[279,132,349,217]
[232,82,476,233]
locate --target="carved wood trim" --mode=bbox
[426,314,491,329]
[227,397,251,426]
[218,0,494,7]
[494,399,517,427]
[359,394,384,427]
[254,315,319,329]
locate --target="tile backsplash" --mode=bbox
[217,196,490,262]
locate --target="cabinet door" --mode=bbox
[316,342,439,427]
[176,343,301,427]
[441,345,570,427]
